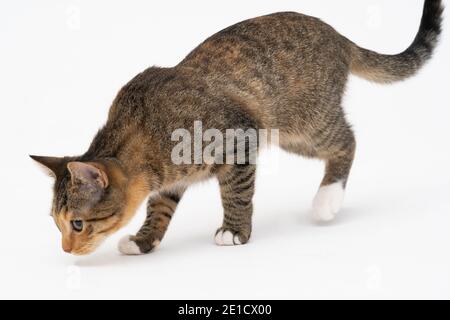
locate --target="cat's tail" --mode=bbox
[349,0,443,84]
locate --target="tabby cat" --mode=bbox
[32,1,443,255]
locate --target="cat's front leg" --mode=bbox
[118,188,185,255]
[215,164,256,246]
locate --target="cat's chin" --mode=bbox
[70,250,92,256]
[69,237,107,256]
[70,246,98,256]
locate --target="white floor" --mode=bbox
[3,142,450,299]
[1,0,449,300]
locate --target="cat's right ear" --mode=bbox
[29,155,65,178]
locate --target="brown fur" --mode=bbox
[31,1,443,255]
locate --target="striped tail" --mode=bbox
[350,0,443,83]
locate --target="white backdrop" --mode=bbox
[1,0,449,299]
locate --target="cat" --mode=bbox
[31,1,443,255]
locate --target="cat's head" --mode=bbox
[31,156,148,255]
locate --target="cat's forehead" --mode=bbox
[52,174,70,215]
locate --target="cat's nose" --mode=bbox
[62,240,72,253]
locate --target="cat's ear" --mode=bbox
[67,162,109,189]
[30,155,65,178]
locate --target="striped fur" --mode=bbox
[32,1,443,255]
[216,164,256,245]
[131,189,185,253]
[350,1,443,83]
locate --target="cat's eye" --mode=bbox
[71,220,83,232]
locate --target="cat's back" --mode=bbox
[175,11,350,129]
[108,11,350,131]
[178,11,347,73]
[108,66,226,130]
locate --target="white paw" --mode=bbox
[152,240,161,248]
[118,235,142,255]
[312,181,345,222]
[215,230,242,246]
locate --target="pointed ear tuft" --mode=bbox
[67,162,109,189]
[30,155,65,178]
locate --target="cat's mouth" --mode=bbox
[70,236,106,256]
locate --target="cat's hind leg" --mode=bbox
[215,164,255,246]
[312,123,356,222]
[118,187,185,255]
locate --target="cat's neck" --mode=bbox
[80,125,119,160]
[81,123,164,191]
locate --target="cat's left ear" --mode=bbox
[30,155,66,178]
[67,162,109,189]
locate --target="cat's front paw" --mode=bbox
[118,235,143,255]
[214,228,249,246]
[118,235,161,255]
